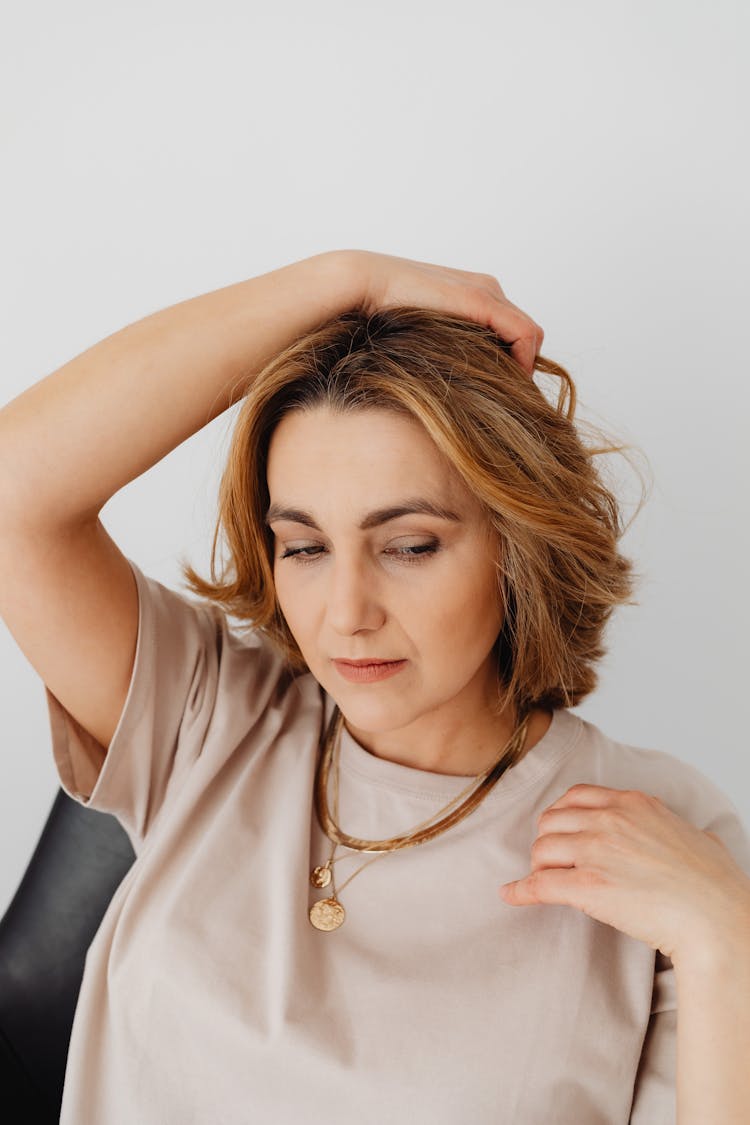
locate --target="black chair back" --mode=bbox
[0,790,135,1123]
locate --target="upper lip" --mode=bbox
[333,657,404,666]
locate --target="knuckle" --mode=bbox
[580,867,609,890]
[587,827,612,850]
[626,788,656,806]
[525,869,543,892]
[599,807,628,831]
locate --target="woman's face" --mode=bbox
[265,406,506,736]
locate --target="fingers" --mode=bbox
[358,251,545,378]
[489,301,544,377]
[464,269,543,374]
[510,331,543,377]
[543,784,632,813]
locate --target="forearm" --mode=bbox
[673,916,750,1123]
[0,249,362,528]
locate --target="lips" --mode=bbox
[332,658,408,684]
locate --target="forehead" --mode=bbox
[266,407,464,499]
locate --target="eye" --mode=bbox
[384,542,440,563]
[279,541,441,566]
[279,546,325,564]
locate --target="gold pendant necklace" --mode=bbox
[308,701,531,932]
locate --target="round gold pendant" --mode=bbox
[309,897,345,931]
[310,864,332,889]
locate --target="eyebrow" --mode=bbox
[264,497,463,532]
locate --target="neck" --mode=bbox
[341,695,553,777]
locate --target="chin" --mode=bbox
[335,694,426,735]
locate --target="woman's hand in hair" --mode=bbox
[340,248,544,377]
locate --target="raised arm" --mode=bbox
[0,248,541,755]
[0,250,364,755]
[0,250,361,528]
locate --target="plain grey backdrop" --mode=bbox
[1,0,748,914]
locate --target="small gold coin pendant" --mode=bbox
[309,897,346,931]
[310,864,332,889]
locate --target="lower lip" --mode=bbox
[332,659,407,683]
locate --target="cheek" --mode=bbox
[271,568,303,627]
[420,571,501,644]
[439,551,500,608]
[275,582,305,623]
[273,570,327,647]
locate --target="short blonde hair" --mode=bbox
[179,306,649,718]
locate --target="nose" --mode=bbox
[326,554,385,636]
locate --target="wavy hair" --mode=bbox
[178,306,650,719]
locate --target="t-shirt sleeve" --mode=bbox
[628,771,750,1124]
[45,555,288,856]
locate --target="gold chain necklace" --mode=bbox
[308,704,531,931]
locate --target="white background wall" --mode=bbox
[1,0,747,914]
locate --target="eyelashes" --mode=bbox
[279,542,440,567]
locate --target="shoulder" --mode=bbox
[565,712,750,874]
[132,560,302,715]
[571,712,728,810]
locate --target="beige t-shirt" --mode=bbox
[46,557,750,1125]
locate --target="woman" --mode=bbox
[1,249,748,1123]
